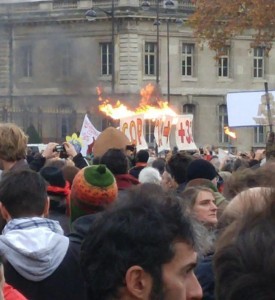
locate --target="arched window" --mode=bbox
[58,104,73,139]
[183,104,195,115]
[218,105,229,143]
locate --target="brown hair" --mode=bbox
[214,189,275,300]
[217,187,272,234]
[180,186,215,209]
[0,123,28,162]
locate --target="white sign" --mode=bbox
[79,114,101,156]
[154,115,173,152]
[175,115,197,151]
[227,90,275,127]
[120,114,148,151]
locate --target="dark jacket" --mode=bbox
[4,242,86,300]
[69,214,98,245]
[9,159,29,172]
[176,181,188,193]
[195,254,215,300]
[129,163,147,179]
[29,153,88,172]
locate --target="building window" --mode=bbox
[101,43,112,76]
[61,43,72,77]
[253,47,264,78]
[254,126,265,144]
[145,119,155,144]
[218,47,230,78]
[21,45,32,77]
[182,44,194,76]
[219,105,229,143]
[144,42,157,76]
[183,104,195,114]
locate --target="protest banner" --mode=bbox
[175,115,197,151]
[79,114,101,156]
[154,115,173,152]
[120,114,148,151]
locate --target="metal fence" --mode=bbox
[92,0,119,9]
[53,1,78,9]
[138,0,195,10]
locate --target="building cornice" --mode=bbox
[0,2,193,25]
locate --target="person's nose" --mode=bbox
[210,201,218,212]
[186,272,203,300]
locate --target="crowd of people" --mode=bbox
[0,122,273,300]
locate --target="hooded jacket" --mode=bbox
[0,218,85,300]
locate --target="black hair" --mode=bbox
[100,148,129,174]
[0,169,47,218]
[81,184,196,300]
[167,152,193,184]
[136,149,149,163]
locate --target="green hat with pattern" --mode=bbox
[70,164,118,223]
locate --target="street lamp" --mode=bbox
[85,0,115,95]
[141,0,176,98]
[167,18,183,104]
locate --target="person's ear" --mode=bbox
[0,202,11,221]
[42,197,50,217]
[125,266,153,299]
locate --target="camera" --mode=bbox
[54,145,65,152]
[54,144,68,159]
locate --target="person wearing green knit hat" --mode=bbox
[70,164,118,223]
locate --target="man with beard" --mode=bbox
[80,184,202,300]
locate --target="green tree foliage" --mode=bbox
[189,0,275,56]
[26,124,42,143]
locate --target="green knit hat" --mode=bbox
[70,164,118,223]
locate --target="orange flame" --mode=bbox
[98,83,177,120]
[224,126,237,139]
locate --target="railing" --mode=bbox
[92,0,119,9]
[0,3,40,13]
[53,1,78,9]
[178,0,195,10]
[11,3,40,11]
[138,0,195,10]
[0,0,195,15]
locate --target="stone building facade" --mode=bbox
[0,0,273,151]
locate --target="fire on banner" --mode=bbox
[120,114,197,151]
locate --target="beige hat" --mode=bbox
[93,127,131,158]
